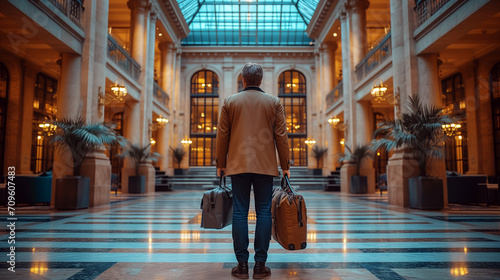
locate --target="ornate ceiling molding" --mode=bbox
[158,0,189,40]
[306,0,337,39]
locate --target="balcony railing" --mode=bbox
[153,81,170,109]
[107,35,140,82]
[326,80,343,109]
[48,0,83,26]
[414,0,452,27]
[355,33,392,82]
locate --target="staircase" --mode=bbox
[164,167,331,190]
[324,170,341,191]
[155,167,172,191]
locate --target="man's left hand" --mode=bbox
[217,168,226,177]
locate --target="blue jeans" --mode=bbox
[231,173,274,263]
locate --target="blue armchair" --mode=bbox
[13,174,52,205]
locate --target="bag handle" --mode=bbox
[281,173,296,196]
[219,171,231,195]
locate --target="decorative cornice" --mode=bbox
[158,0,190,40]
[180,46,315,57]
[307,0,337,39]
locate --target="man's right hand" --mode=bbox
[283,170,290,178]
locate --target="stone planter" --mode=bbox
[350,175,367,194]
[128,175,146,194]
[55,176,90,210]
[409,176,444,210]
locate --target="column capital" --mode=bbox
[348,0,370,13]
[321,42,338,53]
[127,0,150,12]
[158,41,175,51]
[150,5,159,21]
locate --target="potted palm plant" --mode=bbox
[372,94,453,210]
[171,146,186,175]
[51,118,122,210]
[119,142,160,193]
[340,144,373,194]
[311,145,328,175]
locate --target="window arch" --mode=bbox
[31,73,57,173]
[490,63,500,176]
[0,63,8,177]
[442,73,468,173]
[278,70,307,166]
[190,70,219,166]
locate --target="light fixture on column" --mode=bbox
[328,116,340,127]
[181,138,192,146]
[340,138,345,145]
[156,115,169,128]
[305,138,316,147]
[371,81,387,103]
[111,82,127,101]
[442,123,461,136]
[150,138,156,146]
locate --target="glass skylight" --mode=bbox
[175,0,319,46]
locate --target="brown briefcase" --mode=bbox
[271,175,307,250]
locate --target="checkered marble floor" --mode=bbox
[1,190,500,279]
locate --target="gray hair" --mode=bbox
[241,62,263,86]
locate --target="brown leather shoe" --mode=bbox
[253,262,271,279]
[231,262,249,279]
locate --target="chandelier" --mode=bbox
[328,117,340,127]
[305,138,316,147]
[110,82,127,101]
[39,121,57,136]
[442,123,461,136]
[181,138,192,145]
[371,81,388,103]
[156,115,169,127]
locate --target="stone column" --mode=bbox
[386,0,421,207]
[159,41,175,94]
[128,0,149,66]
[417,54,441,106]
[262,65,274,95]
[222,64,234,101]
[349,0,369,67]
[19,65,36,174]
[356,101,375,193]
[157,124,170,171]
[121,100,140,193]
[417,53,448,207]
[340,10,352,147]
[93,0,110,121]
[463,63,481,174]
[51,53,82,207]
[322,42,337,94]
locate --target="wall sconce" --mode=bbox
[156,115,169,128]
[328,117,340,127]
[340,138,345,145]
[305,138,316,147]
[150,138,156,146]
[97,86,105,111]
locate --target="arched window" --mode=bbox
[442,73,468,173]
[190,70,219,166]
[0,63,8,177]
[31,73,57,173]
[490,63,500,176]
[278,70,307,166]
